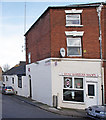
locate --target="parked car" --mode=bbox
[2,86,14,95]
[85,105,106,120]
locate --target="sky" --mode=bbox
[0,0,105,69]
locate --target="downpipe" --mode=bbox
[97,4,105,105]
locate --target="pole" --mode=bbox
[24,2,26,34]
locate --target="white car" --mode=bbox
[2,86,14,95]
[85,105,106,120]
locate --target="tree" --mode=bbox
[3,64,10,72]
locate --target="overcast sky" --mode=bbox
[0,0,105,69]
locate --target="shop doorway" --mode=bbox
[86,82,98,107]
[29,75,32,98]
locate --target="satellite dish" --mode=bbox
[60,48,65,57]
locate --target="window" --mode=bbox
[65,9,83,27]
[12,77,14,84]
[66,14,81,26]
[18,76,22,88]
[63,77,84,102]
[64,77,72,88]
[28,52,31,64]
[3,76,5,82]
[67,37,82,56]
[6,76,8,81]
[88,85,95,96]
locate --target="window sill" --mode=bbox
[62,100,85,105]
[66,24,83,27]
[67,55,82,57]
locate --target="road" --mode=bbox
[1,94,91,119]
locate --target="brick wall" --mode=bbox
[26,10,51,64]
[50,7,100,59]
[25,6,102,64]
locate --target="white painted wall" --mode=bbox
[26,58,102,109]
[26,59,52,106]
[3,75,29,97]
[51,58,102,109]
[17,76,29,97]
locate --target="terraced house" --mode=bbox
[25,2,106,109]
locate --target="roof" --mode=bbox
[24,2,106,36]
[3,62,26,76]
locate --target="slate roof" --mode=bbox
[3,62,26,76]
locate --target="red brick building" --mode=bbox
[25,2,106,107]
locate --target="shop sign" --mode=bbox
[59,73,99,77]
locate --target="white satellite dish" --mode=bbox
[60,48,65,57]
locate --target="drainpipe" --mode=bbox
[97,4,104,105]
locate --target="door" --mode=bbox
[29,75,32,98]
[86,82,98,107]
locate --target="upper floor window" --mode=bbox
[65,31,84,57]
[66,14,80,25]
[28,52,31,64]
[67,37,82,56]
[65,9,83,27]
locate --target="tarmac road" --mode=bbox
[2,94,91,120]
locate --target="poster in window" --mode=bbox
[64,77,72,88]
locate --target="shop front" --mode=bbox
[51,58,102,109]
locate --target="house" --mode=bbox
[2,61,29,97]
[25,2,106,109]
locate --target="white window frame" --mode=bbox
[28,52,31,64]
[63,77,84,103]
[66,37,82,56]
[66,14,81,26]
[12,77,14,84]
[18,76,22,88]
[65,9,83,27]
[6,76,8,81]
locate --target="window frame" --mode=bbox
[66,37,82,56]
[66,14,81,26]
[12,77,14,84]
[63,77,84,103]
[28,52,31,64]
[18,76,22,88]
[6,76,8,81]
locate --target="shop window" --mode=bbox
[18,76,22,88]
[63,77,84,102]
[64,77,72,88]
[67,37,82,56]
[74,78,83,89]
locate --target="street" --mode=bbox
[1,94,91,119]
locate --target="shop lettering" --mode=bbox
[62,73,98,77]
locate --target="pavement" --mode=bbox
[14,95,87,118]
